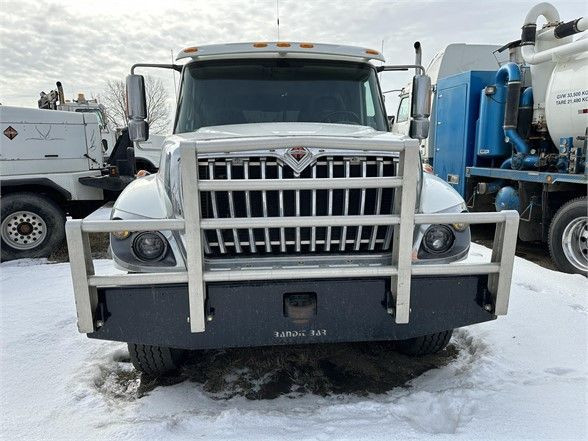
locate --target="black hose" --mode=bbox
[521,24,537,46]
[554,18,584,39]
[504,81,522,129]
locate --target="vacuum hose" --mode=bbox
[495,63,531,155]
[520,2,588,65]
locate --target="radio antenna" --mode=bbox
[171,49,178,102]
[276,0,280,40]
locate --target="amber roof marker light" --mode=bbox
[365,49,380,55]
[276,42,291,47]
[183,47,198,53]
[253,42,268,48]
[299,43,314,48]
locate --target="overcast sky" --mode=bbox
[1,0,585,129]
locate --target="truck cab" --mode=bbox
[66,42,518,376]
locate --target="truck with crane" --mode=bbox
[65,40,518,375]
[393,2,587,274]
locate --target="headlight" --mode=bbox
[132,231,168,261]
[422,225,454,254]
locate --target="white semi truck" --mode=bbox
[1,84,166,260]
[65,41,519,376]
[0,106,105,259]
[0,105,144,260]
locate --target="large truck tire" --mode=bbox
[396,330,453,356]
[1,192,65,261]
[548,197,588,275]
[128,343,186,376]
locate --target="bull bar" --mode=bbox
[66,137,519,334]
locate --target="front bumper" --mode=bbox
[90,275,494,350]
[66,139,519,340]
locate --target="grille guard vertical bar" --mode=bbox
[391,147,419,323]
[65,220,97,333]
[181,146,207,333]
[488,211,519,314]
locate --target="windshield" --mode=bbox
[75,108,106,128]
[175,59,387,133]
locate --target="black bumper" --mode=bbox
[89,276,495,350]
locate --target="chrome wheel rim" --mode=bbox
[561,216,588,273]
[1,211,47,250]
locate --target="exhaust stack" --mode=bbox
[56,81,65,105]
[414,41,422,75]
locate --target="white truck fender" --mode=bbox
[420,173,467,213]
[111,173,173,219]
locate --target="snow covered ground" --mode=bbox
[1,244,586,441]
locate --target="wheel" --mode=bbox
[548,197,587,275]
[135,159,158,174]
[127,343,186,376]
[396,330,453,356]
[1,192,65,261]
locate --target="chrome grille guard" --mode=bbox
[66,136,519,333]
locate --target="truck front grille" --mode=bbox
[198,156,397,257]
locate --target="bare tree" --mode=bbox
[100,75,171,134]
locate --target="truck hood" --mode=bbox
[174,122,406,142]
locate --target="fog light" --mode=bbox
[423,225,454,254]
[452,222,468,232]
[132,232,167,261]
[112,230,131,240]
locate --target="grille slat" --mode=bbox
[278,165,287,252]
[226,161,242,254]
[355,161,367,251]
[339,159,350,251]
[243,160,257,253]
[208,161,226,254]
[369,158,384,250]
[260,159,272,253]
[310,164,317,252]
[295,187,301,253]
[325,158,334,252]
[199,154,396,258]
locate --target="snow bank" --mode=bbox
[1,244,586,440]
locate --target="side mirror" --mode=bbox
[387,115,395,130]
[409,73,432,140]
[126,74,149,142]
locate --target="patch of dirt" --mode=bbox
[94,363,142,401]
[48,233,110,263]
[132,341,459,400]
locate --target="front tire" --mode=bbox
[396,330,453,356]
[128,343,186,376]
[548,197,587,275]
[1,192,65,261]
